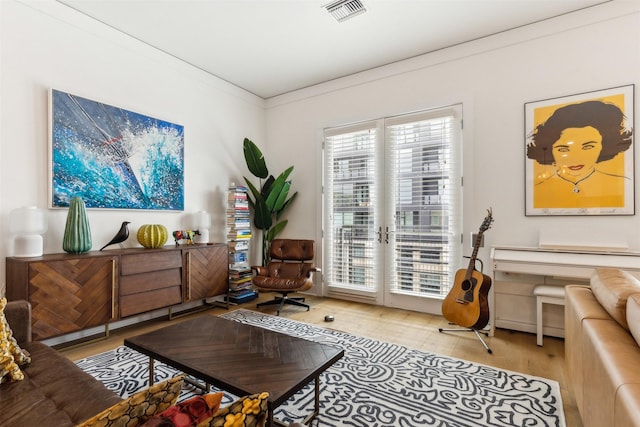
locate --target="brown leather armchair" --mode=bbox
[253,239,319,315]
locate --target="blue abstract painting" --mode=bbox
[50,89,184,210]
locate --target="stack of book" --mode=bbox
[227,264,257,303]
[226,184,258,304]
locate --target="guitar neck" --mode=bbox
[465,232,484,277]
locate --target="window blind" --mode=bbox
[385,107,462,297]
[324,122,378,290]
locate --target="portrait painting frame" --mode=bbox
[49,89,185,211]
[524,84,634,216]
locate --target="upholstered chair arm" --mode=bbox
[252,265,270,276]
[301,265,321,278]
[4,300,32,345]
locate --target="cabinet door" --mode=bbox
[27,256,117,340]
[184,244,229,301]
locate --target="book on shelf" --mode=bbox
[229,264,251,272]
[228,230,252,240]
[229,271,252,280]
[228,191,248,199]
[229,276,252,285]
[225,290,258,304]
[229,252,248,264]
[229,283,254,292]
[229,240,250,251]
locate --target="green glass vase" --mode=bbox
[63,196,92,254]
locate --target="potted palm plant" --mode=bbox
[243,138,298,265]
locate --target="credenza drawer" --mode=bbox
[120,251,182,276]
[120,286,182,317]
[120,268,182,295]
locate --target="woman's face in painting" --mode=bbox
[551,126,603,180]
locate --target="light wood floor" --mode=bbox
[60,294,582,427]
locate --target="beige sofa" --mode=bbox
[565,268,640,427]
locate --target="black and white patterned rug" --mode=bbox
[76,309,565,427]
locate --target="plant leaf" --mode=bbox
[267,220,288,241]
[265,166,294,210]
[276,192,298,220]
[243,138,269,179]
[243,177,263,204]
[261,175,275,200]
[272,181,291,212]
[253,197,273,230]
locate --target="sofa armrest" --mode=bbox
[4,300,32,344]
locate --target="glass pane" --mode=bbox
[387,115,458,297]
[325,128,377,290]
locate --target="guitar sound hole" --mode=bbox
[461,280,472,291]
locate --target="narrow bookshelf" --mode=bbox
[226,184,258,304]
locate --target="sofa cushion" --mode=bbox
[615,384,640,427]
[590,268,640,330]
[77,375,185,427]
[582,318,640,427]
[627,294,640,346]
[0,298,31,384]
[0,341,122,427]
[140,392,223,427]
[197,392,269,427]
[565,285,611,414]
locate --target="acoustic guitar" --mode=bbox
[442,209,493,330]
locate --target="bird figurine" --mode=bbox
[100,221,131,251]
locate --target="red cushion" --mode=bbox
[140,392,223,427]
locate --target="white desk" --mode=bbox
[489,246,640,337]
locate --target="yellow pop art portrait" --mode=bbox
[525,85,634,216]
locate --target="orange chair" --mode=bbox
[253,239,319,315]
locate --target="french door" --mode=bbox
[323,105,463,312]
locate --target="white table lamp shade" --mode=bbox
[193,211,210,229]
[10,207,48,257]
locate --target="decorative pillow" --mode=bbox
[627,294,640,346]
[590,268,640,330]
[0,297,31,384]
[140,392,223,427]
[196,392,269,427]
[77,375,185,427]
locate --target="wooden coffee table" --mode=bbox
[124,315,344,426]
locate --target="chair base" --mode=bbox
[257,295,310,315]
[438,324,493,354]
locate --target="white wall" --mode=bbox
[0,0,265,293]
[265,1,640,297]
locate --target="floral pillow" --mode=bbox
[140,392,223,427]
[196,392,269,427]
[77,375,185,427]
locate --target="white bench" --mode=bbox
[533,285,565,346]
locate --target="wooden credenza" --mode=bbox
[490,246,640,337]
[6,243,228,340]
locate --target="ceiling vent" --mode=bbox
[324,0,367,23]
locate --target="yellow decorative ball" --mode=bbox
[137,224,169,248]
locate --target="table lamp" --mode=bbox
[193,210,210,244]
[10,206,48,257]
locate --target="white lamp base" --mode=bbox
[13,235,43,257]
[194,229,209,244]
